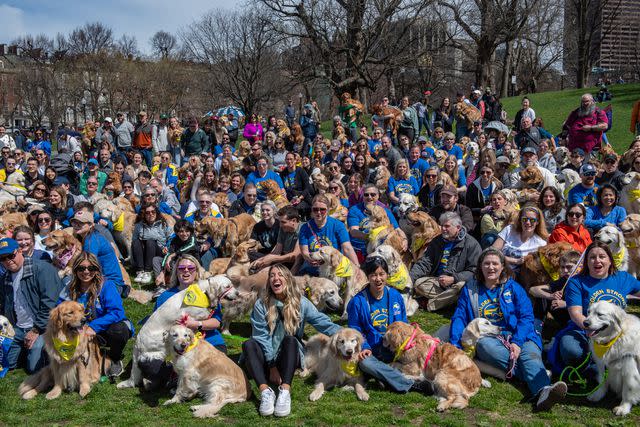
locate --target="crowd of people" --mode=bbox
[1,87,640,417]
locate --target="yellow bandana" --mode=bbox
[113,213,125,232]
[411,237,427,254]
[304,287,312,300]
[52,335,80,361]
[368,226,387,242]
[386,264,409,291]
[612,247,626,269]
[183,284,210,308]
[335,256,354,278]
[167,332,204,362]
[392,336,412,363]
[341,360,360,377]
[540,253,560,281]
[593,331,623,358]
[462,344,476,359]
[627,240,639,250]
[629,190,640,203]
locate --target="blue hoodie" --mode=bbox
[584,205,627,230]
[347,286,407,353]
[449,278,541,349]
[83,230,124,287]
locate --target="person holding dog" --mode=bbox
[449,248,568,411]
[57,252,132,379]
[0,238,64,373]
[241,264,341,417]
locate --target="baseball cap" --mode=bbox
[473,120,481,126]
[496,156,510,164]
[603,153,618,162]
[418,136,428,143]
[70,210,94,224]
[160,113,169,119]
[522,146,536,155]
[88,158,98,166]
[423,90,432,96]
[27,205,45,216]
[571,148,585,157]
[440,185,457,197]
[104,117,113,123]
[0,238,19,256]
[473,89,482,96]
[53,176,70,186]
[580,163,597,175]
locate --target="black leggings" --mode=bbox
[131,239,163,271]
[97,321,131,361]
[242,336,300,387]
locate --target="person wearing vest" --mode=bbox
[133,111,154,167]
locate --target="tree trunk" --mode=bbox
[500,40,512,98]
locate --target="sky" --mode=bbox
[0,0,241,54]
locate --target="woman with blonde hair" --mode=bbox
[241,264,340,417]
[387,158,419,206]
[443,154,467,195]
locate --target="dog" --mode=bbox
[558,168,581,197]
[365,203,406,255]
[162,324,252,417]
[374,165,391,196]
[43,229,83,279]
[326,193,348,223]
[384,321,483,411]
[595,225,629,271]
[554,147,570,169]
[0,212,28,236]
[295,275,343,312]
[434,150,448,169]
[519,166,544,191]
[370,244,418,316]
[261,179,289,209]
[454,102,482,129]
[311,172,329,195]
[463,141,480,171]
[620,172,640,215]
[405,211,441,262]
[460,318,504,382]
[117,275,238,390]
[301,328,369,402]
[212,192,232,219]
[369,104,402,136]
[309,246,367,319]
[196,214,255,257]
[340,92,365,116]
[0,314,14,378]
[584,301,640,416]
[397,193,419,236]
[18,301,104,400]
[519,242,574,292]
[209,239,262,276]
[620,214,640,277]
[0,315,14,338]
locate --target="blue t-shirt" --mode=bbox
[420,146,435,162]
[367,288,390,334]
[436,241,455,275]
[456,166,467,187]
[154,287,225,347]
[409,158,429,187]
[299,216,351,253]
[565,272,640,316]
[368,139,382,156]
[477,286,507,329]
[387,176,419,198]
[0,334,12,378]
[567,183,599,207]
[282,170,297,190]
[346,203,399,254]
[445,145,463,161]
[246,170,284,201]
[480,183,492,203]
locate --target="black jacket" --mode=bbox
[428,203,475,232]
[280,167,312,205]
[417,183,443,211]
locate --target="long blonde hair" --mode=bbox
[68,252,103,318]
[264,264,302,335]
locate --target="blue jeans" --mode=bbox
[200,247,219,270]
[358,347,414,393]
[418,116,431,136]
[476,337,549,395]
[557,329,596,377]
[8,326,46,373]
[139,148,153,167]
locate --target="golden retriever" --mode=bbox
[261,179,289,209]
[520,242,574,293]
[301,328,369,402]
[326,193,348,223]
[405,211,441,262]
[365,203,406,256]
[369,104,402,136]
[209,239,262,276]
[19,301,105,400]
[454,102,482,129]
[384,321,482,411]
[196,214,256,257]
[311,172,329,195]
[213,192,232,219]
[0,212,28,235]
[370,244,418,316]
[163,324,251,417]
[621,172,640,215]
[43,229,83,279]
[620,214,640,278]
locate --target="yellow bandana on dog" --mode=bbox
[411,237,427,254]
[183,284,210,308]
[113,213,125,232]
[386,264,409,291]
[304,287,312,300]
[593,331,623,358]
[628,190,640,203]
[53,335,80,361]
[462,344,476,359]
[612,247,626,270]
[167,332,204,362]
[335,256,354,278]
[341,360,360,377]
[540,253,560,281]
[368,226,387,242]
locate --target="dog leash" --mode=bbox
[559,352,608,397]
[560,248,587,294]
[496,335,517,379]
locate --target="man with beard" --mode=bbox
[563,94,608,154]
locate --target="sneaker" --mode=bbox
[259,387,276,416]
[152,286,167,299]
[134,271,145,283]
[535,381,567,411]
[108,360,124,378]
[140,272,153,285]
[274,386,291,417]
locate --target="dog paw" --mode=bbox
[163,398,178,406]
[45,389,61,400]
[357,391,369,401]
[79,385,91,398]
[436,402,448,412]
[613,403,631,416]
[481,379,492,388]
[299,369,310,378]
[309,389,323,401]
[116,380,133,389]
[21,390,37,400]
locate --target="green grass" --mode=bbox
[2,299,640,426]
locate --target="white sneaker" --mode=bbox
[134,271,145,283]
[536,381,567,411]
[274,386,291,417]
[259,387,276,416]
[140,272,153,285]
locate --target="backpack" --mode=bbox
[49,152,74,176]
[603,105,613,132]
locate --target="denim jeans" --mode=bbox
[358,347,413,393]
[169,145,183,166]
[7,326,46,373]
[476,337,549,395]
[139,148,153,168]
[557,329,595,377]
[418,116,431,136]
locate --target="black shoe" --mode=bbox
[535,381,567,412]
[410,379,434,395]
[108,360,124,378]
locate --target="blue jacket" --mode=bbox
[83,231,124,287]
[585,205,627,230]
[450,278,541,349]
[58,281,131,334]
[347,286,407,352]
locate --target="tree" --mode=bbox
[150,31,177,59]
[117,35,139,58]
[64,22,114,55]
[180,9,289,116]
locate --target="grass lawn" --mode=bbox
[1,297,640,426]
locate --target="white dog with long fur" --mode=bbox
[584,301,640,416]
[595,225,629,272]
[117,275,237,390]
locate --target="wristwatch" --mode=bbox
[197,321,203,333]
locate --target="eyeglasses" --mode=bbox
[177,265,197,273]
[75,265,99,273]
[329,186,340,190]
[37,217,52,224]
[312,207,327,213]
[251,148,260,152]
[35,187,47,192]
[480,171,492,176]
[426,174,437,178]
[87,182,98,186]
[363,192,378,197]
[0,252,17,262]
[328,166,338,171]
[245,194,257,198]
[582,172,596,177]
[123,185,133,189]
[521,217,538,224]
[567,212,583,218]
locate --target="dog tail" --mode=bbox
[128,289,153,305]
[481,379,492,388]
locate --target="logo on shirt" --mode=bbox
[479,298,504,325]
[392,302,401,316]
[589,288,626,308]
[370,308,389,331]
[309,236,332,253]
[395,183,413,195]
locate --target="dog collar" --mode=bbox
[53,335,80,361]
[540,253,560,282]
[368,226,387,242]
[168,332,204,362]
[422,338,440,371]
[392,323,438,365]
[340,360,360,377]
[593,330,623,358]
[183,284,210,308]
[335,256,354,278]
[386,264,409,291]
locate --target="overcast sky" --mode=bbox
[0,0,241,54]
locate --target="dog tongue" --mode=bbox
[586,330,596,337]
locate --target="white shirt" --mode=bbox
[498,224,546,260]
[0,134,16,151]
[11,267,33,329]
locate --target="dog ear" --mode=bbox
[51,306,64,331]
[329,332,340,356]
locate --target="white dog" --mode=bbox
[370,244,418,316]
[460,318,501,385]
[620,172,640,215]
[464,141,480,171]
[595,225,629,272]
[584,301,640,416]
[0,315,14,338]
[558,168,580,196]
[302,328,369,402]
[117,276,237,390]
[554,147,570,169]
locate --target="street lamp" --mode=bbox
[81,98,87,124]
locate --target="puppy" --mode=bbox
[0,315,14,338]
[19,302,104,400]
[584,301,640,416]
[209,239,262,276]
[43,229,83,279]
[163,325,252,417]
[302,328,368,402]
[620,214,640,277]
[405,211,441,262]
[384,321,482,411]
[261,179,289,209]
[0,315,14,378]
[370,244,418,316]
[595,226,628,271]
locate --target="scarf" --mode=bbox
[53,335,80,361]
[183,284,210,308]
[593,331,623,358]
[386,264,409,291]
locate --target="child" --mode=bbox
[529,251,580,327]
[153,220,200,293]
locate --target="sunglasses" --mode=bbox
[480,171,492,175]
[199,200,212,204]
[251,148,261,151]
[521,217,538,224]
[604,159,616,164]
[330,186,340,190]
[312,207,327,213]
[123,185,133,189]
[582,172,596,177]
[426,174,437,178]
[245,194,257,198]
[567,212,583,218]
[0,252,17,262]
[363,192,378,197]
[177,265,197,273]
[38,217,52,223]
[144,210,157,215]
[88,182,98,186]
[75,265,99,273]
